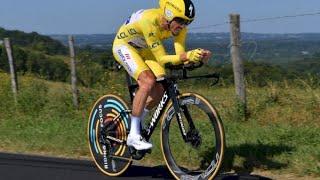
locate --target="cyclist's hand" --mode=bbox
[186,48,203,63]
[202,50,212,63]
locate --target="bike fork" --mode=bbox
[171,95,199,144]
[169,89,189,141]
[181,105,196,130]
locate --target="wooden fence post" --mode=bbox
[68,36,79,109]
[229,14,247,118]
[4,38,18,103]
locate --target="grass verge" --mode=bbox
[0,72,319,177]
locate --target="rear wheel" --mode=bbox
[161,93,225,180]
[88,94,132,176]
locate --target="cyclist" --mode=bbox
[112,0,212,150]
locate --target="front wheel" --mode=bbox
[161,93,225,180]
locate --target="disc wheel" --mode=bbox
[88,94,132,176]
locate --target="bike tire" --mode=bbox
[88,94,132,176]
[161,93,225,180]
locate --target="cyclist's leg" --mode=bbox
[113,44,154,150]
[140,49,166,110]
[144,60,165,109]
[113,44,156,117]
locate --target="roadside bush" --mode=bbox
[17,79,48,115]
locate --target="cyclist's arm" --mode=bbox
[174,28,212,63]
[173,28,187,55]
[150,41,183,66]
[140,21,184,66]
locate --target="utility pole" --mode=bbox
[229,14,247,118]
[4,38,18,103]
[68,35,79,109]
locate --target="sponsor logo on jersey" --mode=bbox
[149,41,160,49]
[128,28,137,35]
[117,49,133,73]
[117,28,137,40]
[125,53,131,59]
[117,32,128,39]
[148,32,155,37]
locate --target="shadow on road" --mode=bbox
[222,143,293,174]
[200,142,293,174]
[123,165,273,179]
[123,165,173,179]
[0,152,275,179]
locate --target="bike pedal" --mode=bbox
[128,146,136,154]
[136,149,152,155]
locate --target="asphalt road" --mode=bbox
[0,152,272,180]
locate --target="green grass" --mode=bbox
[0,72,319,177]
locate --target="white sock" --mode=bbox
[130,115,141,135]
[140,108,149,128]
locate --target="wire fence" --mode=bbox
[189,11,320,31]
[188,11,320,64]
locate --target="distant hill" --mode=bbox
[2,27,318,86]
[50,34,115,49]
[0,27,67,55]
[49,32,320,64]
[0,27,70,81]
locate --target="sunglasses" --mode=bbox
[173,17,193,26]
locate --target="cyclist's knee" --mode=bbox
[137,71,156,92]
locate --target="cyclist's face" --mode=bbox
[174,17,193,26]
[170,19,187,36]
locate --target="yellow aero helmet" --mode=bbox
[159,0,195,24]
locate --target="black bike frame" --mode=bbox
[124,65,219,143]
[125,74,189,142]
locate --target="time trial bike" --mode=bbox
[88,62,225,179]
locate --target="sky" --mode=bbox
[0,0,319,35]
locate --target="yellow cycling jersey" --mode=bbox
[113,8,187,66]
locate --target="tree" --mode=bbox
[13,46,28,73]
